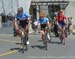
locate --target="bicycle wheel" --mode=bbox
[21,36,25,53]
[60,33,65,45]
[43,33,48,50]
[62,34,65,45]
[21,34,28,52]
[24,36,28,51]
[59,33,63,44]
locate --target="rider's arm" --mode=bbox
[25,12,31,30]
[27,18,31,30]
[14,18,19,30]
[46,18,50,29]
[37,23,41,32]
[55,16,59,26]
[56,21,59,26]
[63,16,68,27]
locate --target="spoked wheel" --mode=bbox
[21,36,28,53]
[60,34,65,45]
[21,36,25,53]
[62,34,65,45]
[24,36,28,51]
[43,34,48,50]
[60,34,63,44]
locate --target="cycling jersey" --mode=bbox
[55,15,66,27]
[15,12,30,28]
[55,15,66,22]
[38,17,49,24]
[38,17,49,29]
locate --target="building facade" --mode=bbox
[31,0,75,25]
[0,0,75,29]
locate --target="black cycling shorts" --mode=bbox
[40,24,47,30]
[19,20,28,28]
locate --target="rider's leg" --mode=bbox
[47,28,51,40]
[40,30,45,40]
[25,25,29,44]
[58,25,62,32]
[62,27,66,34]
[26,29,29,40]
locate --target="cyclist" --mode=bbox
[55,10,68,37]
[37,11,50,41]
[14,7,30,45]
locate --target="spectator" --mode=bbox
[68,17,74,34]
[33,20,38,32]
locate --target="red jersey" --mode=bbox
[55,15,66,22]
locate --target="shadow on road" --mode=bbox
[38,40,43,42]
[31,45,46,50]
[10,48,20,51]
[38,40,61,45]
[48,41,61,44]
[10,47,28,53]
[16,43,22,45]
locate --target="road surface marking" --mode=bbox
[0,39,19,43]
[0,50,17,57]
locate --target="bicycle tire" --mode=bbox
[59,33,63,44]
[25,36,28,51]
[21,34,28,52]
[60,33,65,45]
[43,33,47,50]
[21,37,25,53]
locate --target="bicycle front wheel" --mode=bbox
[43,34,48,50]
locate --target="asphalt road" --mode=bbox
[0,26,75,59]
[0,33,75,59]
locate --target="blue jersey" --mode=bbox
[15,12,30,21]
[38,17,49,24]
[15,12,30,28]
